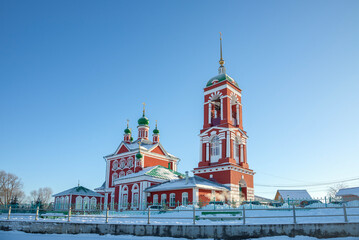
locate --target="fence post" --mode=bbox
[68,207,71,222]
[35,206,39,221]
[292,205,297,224]
[325,196,327,208]
[7,206,11,220]
[193,203,196,225]
[147,206,151,224]
[343,203,348,223]
[105,207,109,223]
[242,205,246,225]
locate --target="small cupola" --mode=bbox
[123,120,132,143]
[152,120,160,143]
[137,103,150,140]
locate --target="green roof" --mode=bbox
[138,116,149,126]
[124,128,131,134]
[206,73,239,87]
[153,128,159,134]
[136,152,143,159]
[145,165,185,180]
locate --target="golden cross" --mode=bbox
[142,102,146,116]
[126,119,129,128]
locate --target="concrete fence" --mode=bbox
[1,220,359,239]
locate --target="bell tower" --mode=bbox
[193,34,255,201]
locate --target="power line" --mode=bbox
[255,176,359,188]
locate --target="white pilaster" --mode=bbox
[226,131,230,158]
[219,140,222,159]
[220,98,223,120]
[206,143,209,161]
[240,144,244,162]
[208,103,212,124]
[236,104,240,125]
[118,185,122,209]
[199,139,203,162]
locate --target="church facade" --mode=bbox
[95,37,255,210]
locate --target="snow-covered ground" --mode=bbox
[0,231,358,240]
[1,203,358,225]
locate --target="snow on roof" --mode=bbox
[94,182,105,191]
[105,139,179,160]
[144,175,230,192]
[336,187,359,197]
[53,186,104,198]
[115,165,185,182]
[276,190,312,200]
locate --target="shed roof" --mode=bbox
[336,187,359,197]
[276,190,312,200]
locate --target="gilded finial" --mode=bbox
[219,32,225,67]
[138,141,141,152]
[155,120,158,129]
[126,119,129,128]
[142,102,146,117]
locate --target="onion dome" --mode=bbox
[136,152,143,159]
[124,128,131,134]
[153,120,159,134]
[130,136,133,142]
[138,116,149,126]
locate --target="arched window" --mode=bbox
[182,192,188,206]
[75,196,83,210]
[112,172,118,185]
[127,157,134,168]
[55,198,59,210]
[132,184,139,208]
[127,170,133,176]
[210,136,220,162]
[119,171,125,177]
[170,193,176,207]
[234,137,240,164]
[119,159,125,169]
[153,194,159,206]
[64,196,69,210]
[60,197,64,209]
[90,197,97,210]
[83,197,90,210]
[122,186,128,208]
[112,160,118,170]
[161,194,167,206]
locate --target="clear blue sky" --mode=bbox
[1,0,358,200]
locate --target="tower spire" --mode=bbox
[218,32,226,74]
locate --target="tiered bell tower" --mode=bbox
[193,34,255,201]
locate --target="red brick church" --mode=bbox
[54,36,255,211]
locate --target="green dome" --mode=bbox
[130,136,133,141]
[138,116,149,126]
[153,128,159,134]
[124,128,131,134]
[206,73,238,87]
[136,152,143,159]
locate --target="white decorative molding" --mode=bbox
[204,84,241,97]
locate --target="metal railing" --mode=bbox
[1,198,359,225]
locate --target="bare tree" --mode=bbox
[0,170,24,205]
[30,187,53,206]
[327,183,347,199]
